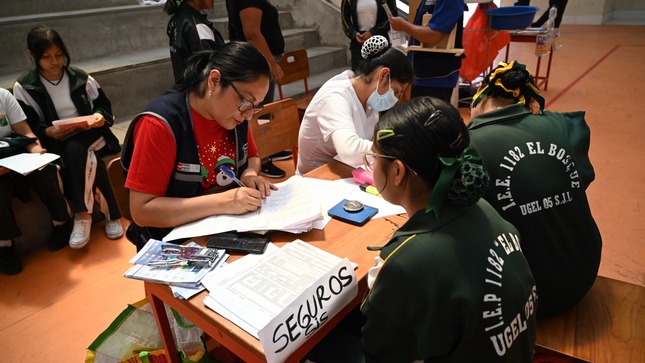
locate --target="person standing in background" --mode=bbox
[514,1,568,28]
[225,0,290,178]
[165,0,225,85]
[388,0,465,103]
[341,0,398,72]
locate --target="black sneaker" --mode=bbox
[49,218,73,251]
[268,150,293,161]
[261,161,286,178]
[0,244,23,275]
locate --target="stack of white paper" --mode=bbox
[202,240,358,362]
[163,176,323,241]
[202,240,353,337]
[0,153,60,175]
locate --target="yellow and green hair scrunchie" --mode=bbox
[471,60,545,110]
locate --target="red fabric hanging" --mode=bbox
[460,3,511,82]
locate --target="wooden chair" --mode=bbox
[277,48,313,119]
[249,98,300,170]
[106,156,131,221]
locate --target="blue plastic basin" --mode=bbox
[486,6,539,30]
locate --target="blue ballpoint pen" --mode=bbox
[220,165,246,187]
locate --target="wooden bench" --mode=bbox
[534,275,645,362]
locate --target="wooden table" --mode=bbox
[504,32,554,91]
[145,161,408,362]
[145,162,645,363]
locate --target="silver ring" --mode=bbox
[343,200,364,212]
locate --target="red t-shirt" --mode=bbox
[125,108,258,196]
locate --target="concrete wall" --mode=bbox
[274,0,347,48]
[500,0,645,24]
[567,0,611,24]
[2,0,135,17]
[606,0,645,11]
[273,0,349,63]
[0,5,168,77]
[602,0,645,23]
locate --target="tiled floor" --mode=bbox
[1,24,644,362]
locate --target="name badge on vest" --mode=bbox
[176,162,200,173]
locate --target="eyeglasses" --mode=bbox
[362,151,396,172]
[229,82,264,114]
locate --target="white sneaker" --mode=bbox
[69,217,92,249]
[105,219,124,240]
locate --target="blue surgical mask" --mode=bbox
[366,75,399,112]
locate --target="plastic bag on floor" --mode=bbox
[85,298,213,363]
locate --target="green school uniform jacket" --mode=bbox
[468,104,602,317]
[361,200,537,362]
[167,2,225,84]
[14,66,120,156]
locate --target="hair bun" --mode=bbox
[361,35,389,59]
[447,160,489,206]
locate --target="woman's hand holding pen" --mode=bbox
[217,175,277,214]
[221,164,277,198]
[218,187,264,214]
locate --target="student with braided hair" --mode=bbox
[307,96,537,362]
[468,60,602,317]
[297,35,412,175]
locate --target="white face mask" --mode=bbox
[366,75,399,112]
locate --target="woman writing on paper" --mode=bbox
[122,42,277,250]
[13,25,123,249]
[297,35,412,175]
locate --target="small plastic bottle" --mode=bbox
[547,5,557,29]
